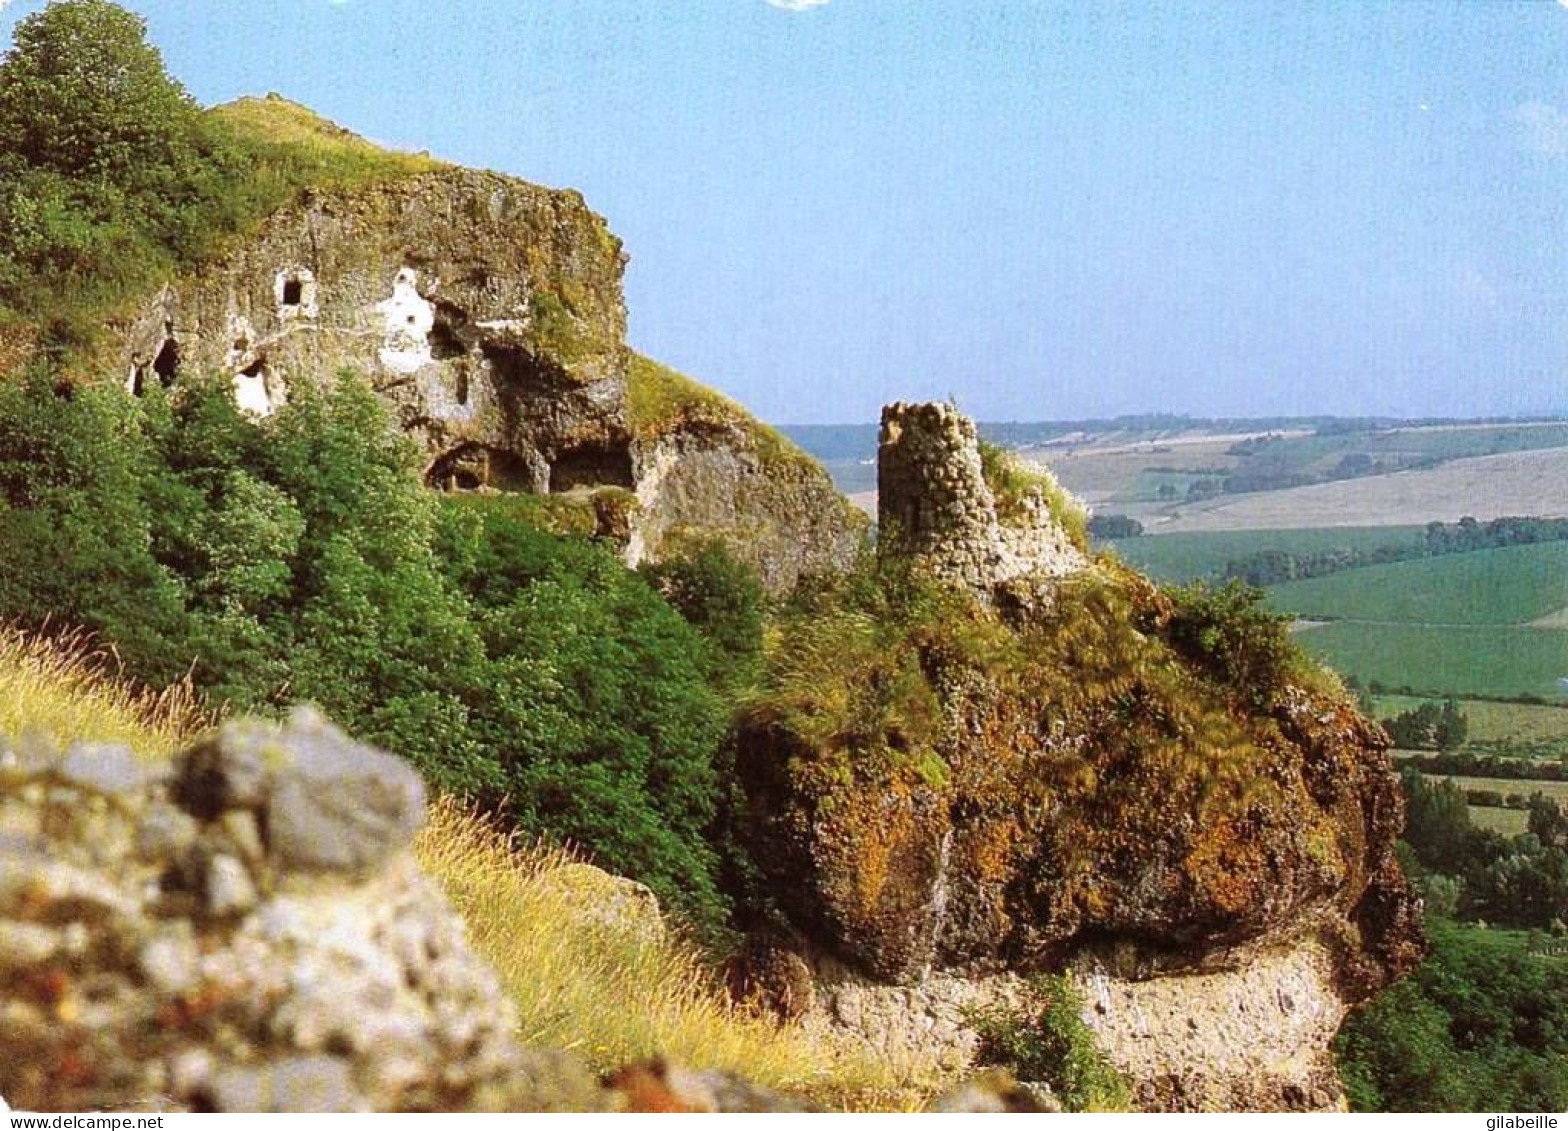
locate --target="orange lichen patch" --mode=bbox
[155,982,235,1031]
[607,1063,699,1113]
[21,966,70,1006]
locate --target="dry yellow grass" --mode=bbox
[0,625,206,755]
[0,626,943,1110]
[414,801,943,1109]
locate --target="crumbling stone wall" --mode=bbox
[877,401,1086,597]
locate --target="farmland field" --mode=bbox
[1266,543,1568,626]
[1108,526,1422,583]
[1469,806,1530,836]
[1404,772,1568,806]
[1296,622,1568,700]
[1125,447,1568,532]
[1372,696,1568,757]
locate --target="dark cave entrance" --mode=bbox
[425,444,537,493]
[152,338,179,386]
[548,440,635,493]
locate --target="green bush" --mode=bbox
[1162,579,1313,709]
[0,1,433,356]
[640,537,766,693]
[1335,924,1568,1112]
[0,369,732,932]
[967,974,1131,1111]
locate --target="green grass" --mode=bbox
[1297,622,1568,700]
[207,95,443,187]
[1108,526,1423,583]
[626,353,817,475]
[1469,806,1530,836]
[1266,543,1568,626]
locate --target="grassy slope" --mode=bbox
[1295,622,1566,700]
[0,628,936,1109]
[1264,544,1568,700]
[626,352,820,475]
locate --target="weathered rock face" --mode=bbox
[0,709,545,1112]
[800,938,1353,1111]
[106,142,860,594]
[732,403,1423,1110]
[629,426,867,594]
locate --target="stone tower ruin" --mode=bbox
[877,401,1087,599]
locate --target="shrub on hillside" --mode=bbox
[1161,579,1312,710]
[967,975,1130,1111]
[1335,924,1568,1112]
[0,370,732,930]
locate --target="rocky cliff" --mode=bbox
[106,97,862,594]
[730,403,1424,1111]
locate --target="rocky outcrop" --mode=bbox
[797,936,1356,1111]
[730,404,1423,1110]
[0,709,544,1111]
[625,355,866,592]
[103,100,861,593]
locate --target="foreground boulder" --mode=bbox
[0,709,552,1111]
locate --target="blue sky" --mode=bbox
[4,0,1566,424]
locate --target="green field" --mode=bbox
[1298,622,1567,700]
[1107,526,1422,582]
[1374,696,1568,757]
[1469,806,1530,836]
[1267,543,1568,700]
[1266,542,1568,626]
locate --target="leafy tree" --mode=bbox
[0,0,203,184]
[1527,794,1567,849]
[0,367,192,678]
[1400,769,1473,874]
[1336,925,1568,1111]
[640,537,766,692]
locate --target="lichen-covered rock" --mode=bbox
[732,402,1424,1111]
[0,709,535,1111]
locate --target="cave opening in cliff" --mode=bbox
[548,440,635,493]
[429,315,466,361]
[281,278,303,306]
[425,444,536,493]
[152,338,179,386]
